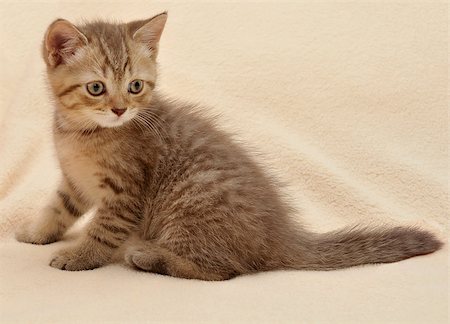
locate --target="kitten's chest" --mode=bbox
[55,136,113,204]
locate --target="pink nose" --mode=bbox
[111,108,127,117]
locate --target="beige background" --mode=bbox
[0,1,448,323]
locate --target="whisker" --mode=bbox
[134,115,164,142]
[138,114,167,135]
[135,109,169,132]
[137,110,169,132]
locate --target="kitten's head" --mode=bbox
[43,13,167,129]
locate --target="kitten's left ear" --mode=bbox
[43,19,88,67]
[129,12,167,54]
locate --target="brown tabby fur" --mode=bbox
[15,13,442,280]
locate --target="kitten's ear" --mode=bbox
[129,12,167,54]
[43,19,88,67]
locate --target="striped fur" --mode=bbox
[16,14,442,280]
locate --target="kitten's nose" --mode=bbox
[111,108,127,117]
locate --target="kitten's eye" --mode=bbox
[128,79,144,94]
[86,81,105,96]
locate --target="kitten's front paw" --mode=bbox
[15,223,61,245]
[50,247,106,271]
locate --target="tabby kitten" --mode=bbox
[16,13,442,280]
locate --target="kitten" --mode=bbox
[16,13,442,280]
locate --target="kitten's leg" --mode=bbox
[16,178,90,244]
[124,241,233,281]
[49,198,139,271]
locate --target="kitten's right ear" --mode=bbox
[43,19,88,67]
[128,12,167,54]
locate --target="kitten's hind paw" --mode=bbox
[125,246,167,274]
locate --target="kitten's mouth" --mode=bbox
[103,118,127,128]
[87,108,136,128]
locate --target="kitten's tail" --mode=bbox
[289,226,443,270]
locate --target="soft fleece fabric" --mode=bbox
[0,1,448,323]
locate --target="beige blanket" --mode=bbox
[0,1,447,323]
